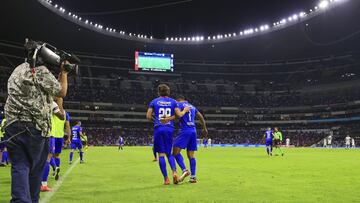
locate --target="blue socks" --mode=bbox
[69,152,73,162]
[266,147,273,155]
[167,155,176,171]
[55,157,60,167]
[159,156,168,178]
[153,148,157,159]
[1,151,7,164]
[42,161,50,182]
[70,152,84,162]
[190,158,196,177]
[50,157,56,171]
[175,154,186,171]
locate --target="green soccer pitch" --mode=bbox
[0,147,359,203]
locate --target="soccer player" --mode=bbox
[285,137,290,147]
[152,137,157,161]
[146,84,189,185]
[345,135,351,149]
[41,100,68,191]
[81,132,89,151]
[323,138,327,148]
[0,117,7,167]
[207,138,212,147]
[327,135,332,148]
[264,127,273,156]
[40,136,55,192]
[165,95,208,184]
[118,135,124,151]
[70,121,85,164]
[51,98,71,181]
[273,127,284,156]
[203,138,207,148]
[152,147,157,161]
[352,138,356,148]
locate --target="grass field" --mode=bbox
[0,147,359,203]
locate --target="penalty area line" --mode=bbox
[40,158,80,203]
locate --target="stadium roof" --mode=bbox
[0,0,359,61]
[41,0,316,40]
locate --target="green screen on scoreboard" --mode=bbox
[135,51,174,72]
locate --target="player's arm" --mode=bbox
[79,128,85,138]
[146,108,155,122]
[52,99,65,120]
[160,115,175,124]
[65,116,71,144]
[160,107,190,124]
[175,107,190,118]
[196,111,208,138]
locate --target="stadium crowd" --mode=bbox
[1,56,359,148]
[64,82,360,108]
[80,125,328,147]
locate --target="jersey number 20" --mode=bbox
[159,108,171,120]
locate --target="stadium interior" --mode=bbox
[1,0,360,148]
[0,0,360,201]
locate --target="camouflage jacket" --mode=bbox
[5,62,61,137]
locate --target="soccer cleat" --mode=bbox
[164,177,170,185]
[189,177,197,183]
[0,163,5,167]
[54,167,60,181]
[80,160,85,164]
[152,159,157,162]
[40,185,52,192]
[173,173,179,184]
[69,161,72,165]
[178,170,190,183]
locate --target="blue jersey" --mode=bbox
[71,126,82,142]
[265,130,273,140]
[148,97,177,128]
[119,136,123,144]
[177,101,198,130]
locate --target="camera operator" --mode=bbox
[4,42,74,202]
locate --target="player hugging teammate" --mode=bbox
[147,84,207,185]
[264,127,284,156]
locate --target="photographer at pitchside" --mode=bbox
[3,39,79,203]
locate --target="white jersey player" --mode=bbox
[345,135,351,149]
[207,138,212,147]
[286,138,290,147]
[352,138,356,148]
[327,135,332,148]
[323,138,327,148]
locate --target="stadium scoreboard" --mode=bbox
[135,51,174,72]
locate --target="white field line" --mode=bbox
[40,158,80,203]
